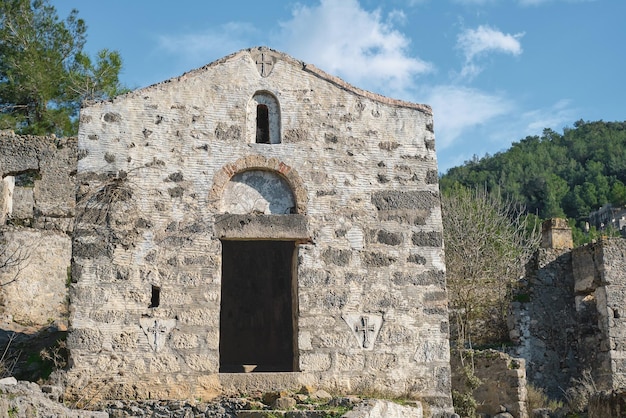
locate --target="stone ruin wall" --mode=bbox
[572,237,626,390]
[510,220,626,400]
[0,132,75,331]
[451,350,527,418]
[68,48,452,413]
[508,245,579,399]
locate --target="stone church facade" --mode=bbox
[68,47,452,412]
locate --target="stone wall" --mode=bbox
[0,132,75,232]
[0,132,75,330]
[509,221,626,402]
[572,238,626,390]
[508,247,579,400]
[69,47,452,414]
[451,350,527,418]
[0,227,71,326]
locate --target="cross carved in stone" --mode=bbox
[147,320,168,349]
[355,316,376,348]
[255,52,273,77]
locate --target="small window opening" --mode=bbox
[14,170,40,188]
[150,285,161,308]
[256,104,270,143]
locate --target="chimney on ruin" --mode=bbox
[541,218,574,250]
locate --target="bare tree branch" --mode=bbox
[0,235,33,287]
[443,185,540,348]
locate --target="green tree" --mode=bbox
[610,180,626,207]
[543,174,569,218]
[0,0,126,136]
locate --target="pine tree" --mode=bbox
[0,0,126,136]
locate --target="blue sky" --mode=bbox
[52,0,625,173]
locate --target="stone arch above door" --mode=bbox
[209,155,307,214]
[222,170,295,215]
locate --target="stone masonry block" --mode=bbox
[411,231,443,247]
[371,190,439,211]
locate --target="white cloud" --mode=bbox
[387,9,407,26]
[275,0,432,98]
[424,85,515,150]
[456,25,524,79]
[480,99,576,147]
[454,0,595,6]
[435,97,578,172]
[157,22,258,69]
[521,99,577,134]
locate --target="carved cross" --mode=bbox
[255,52,273,77]
[355,316,376,348]
[147,320,168,348]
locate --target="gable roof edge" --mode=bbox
[302,63,432,116]
[81,47,433,116]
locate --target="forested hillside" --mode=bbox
[440,120,626,236]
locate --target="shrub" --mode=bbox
[565,370,597,413]
[526,384,563,412]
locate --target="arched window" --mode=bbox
[256,104,270,143]
[248,92,280,144]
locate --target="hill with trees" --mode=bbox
[440,120,626,242]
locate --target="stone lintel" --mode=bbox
[214,214,309,240]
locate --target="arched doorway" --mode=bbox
[218,169,301,372]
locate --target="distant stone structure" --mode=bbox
[588,203,626,235]
[67,47,453,414]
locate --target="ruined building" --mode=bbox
[0,133,75,337]
[510,219,626,399]
[66,47,453,413]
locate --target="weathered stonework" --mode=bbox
[589,389,626,418]
[0,132,76,231]
[0,226,71,326]
[572,238,626,391]
[0,132,76,330]
[508,246,578,399]
[68,47,452,414]
[510,220,626,402]
[451,350,528,418]
[540,218,574,250]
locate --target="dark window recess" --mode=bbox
[14,170,40,187]
[150,285,161,308]
[256,104,270,143]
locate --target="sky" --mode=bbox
[52,0,626,173]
